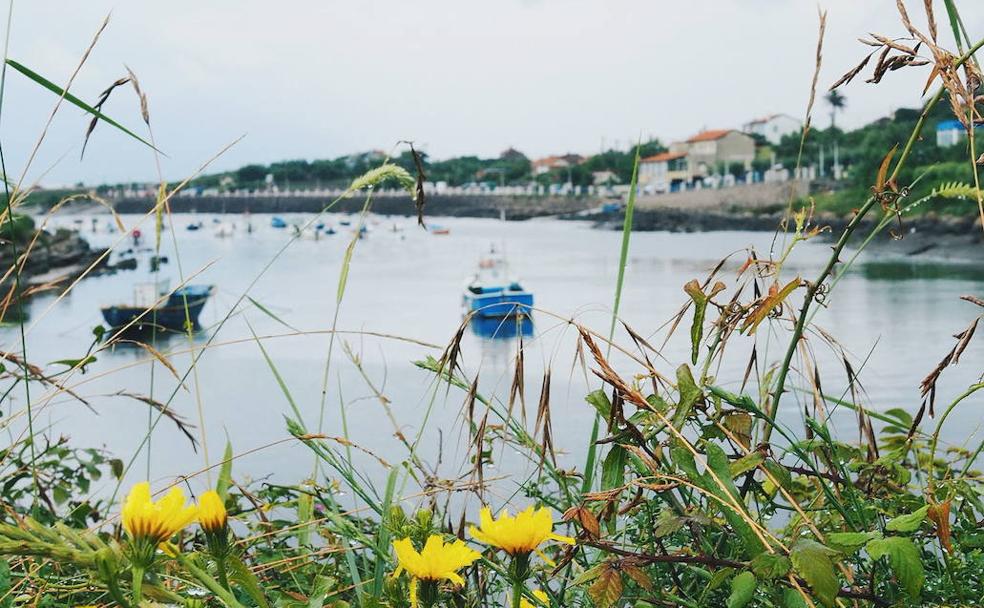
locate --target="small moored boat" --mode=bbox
[101,281,214,332]
[463,248,533,319]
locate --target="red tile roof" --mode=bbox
[640,151,687,163]
[687,129,732,143]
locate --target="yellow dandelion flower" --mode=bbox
[122,482,197,545]
[392,535,480,608]
[197,490,227,533]
[520,589,549,608]
[469,506,574,562]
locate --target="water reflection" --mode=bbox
[859,260,984,281]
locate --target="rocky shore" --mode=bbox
[580,206,983,261]
[0,228,108,290]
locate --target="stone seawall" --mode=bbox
[111,194,598,220]
[634,180,810,211]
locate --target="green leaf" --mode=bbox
[52,485,69,505]
[216,440,233,501]
[749,553,790,580]
[789,539,840,608]
[226,554,271,608]
[247,296,300,332]
[684,280,708,364]
[6,59,157,151]
[726,571,756,608]
[827,531,881,554]
[0,560,11,608]
[729,450,764,478]
[297,491,314,546]
[585,389,612,420]
[49,355,97,370]
[783,587,809,608]
[671,441,766,558]
[885,504,929,533]
[672,364,702,429]
[600,447,627,489]
[607,142,640,343]
[866,536,924,600]
[705,566,735,592]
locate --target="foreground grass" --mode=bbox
[0,2,983,608]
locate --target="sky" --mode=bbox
[2,0,983,186]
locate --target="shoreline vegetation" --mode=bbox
[0,2,983,608]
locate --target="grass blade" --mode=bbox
[6,58,159,152]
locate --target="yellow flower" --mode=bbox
[197,490,227,533]
[520,589,549,608]
[469,506,574,561]
[122,482,198,545]
[392,535,480,608]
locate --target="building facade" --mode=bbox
[742,114,802,145]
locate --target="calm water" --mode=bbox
[3,213,982,499]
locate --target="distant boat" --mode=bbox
[429,225,450,235]
[213,222,235,237]
[186,222,203,231]
[271,216,287,228]
[101,282,214,332]
[325,226,337,235]
[463,248,533,319]
[339,219,352,227]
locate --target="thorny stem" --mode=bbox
[765,35,984,443]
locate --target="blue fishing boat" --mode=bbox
[463,248,533,319]
[101,282,214,332]
[271,216,287,228]
[469,315,533,339]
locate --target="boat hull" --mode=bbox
[464,291,533,318]
[101,287,212,332]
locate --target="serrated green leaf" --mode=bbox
[827,531,881,554]
[866,536,924,600]
[727,571,756,608]
[790,539,839,608]
[783,587,809,608]
[749,553,790,579]
[885,505,929,533]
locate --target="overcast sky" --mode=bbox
[3,1,983,186]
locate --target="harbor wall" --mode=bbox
[111,194,597,220]
[109,181,810,220]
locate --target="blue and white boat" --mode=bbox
[463,249,533,319]
[271,216,287,229]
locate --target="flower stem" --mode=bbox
[215,555,230,590]
[131,565,144,606]
[176,553,246,608]
[511,577,524,608]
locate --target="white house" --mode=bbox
[742,114,802,145]
[936,119,976,147]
